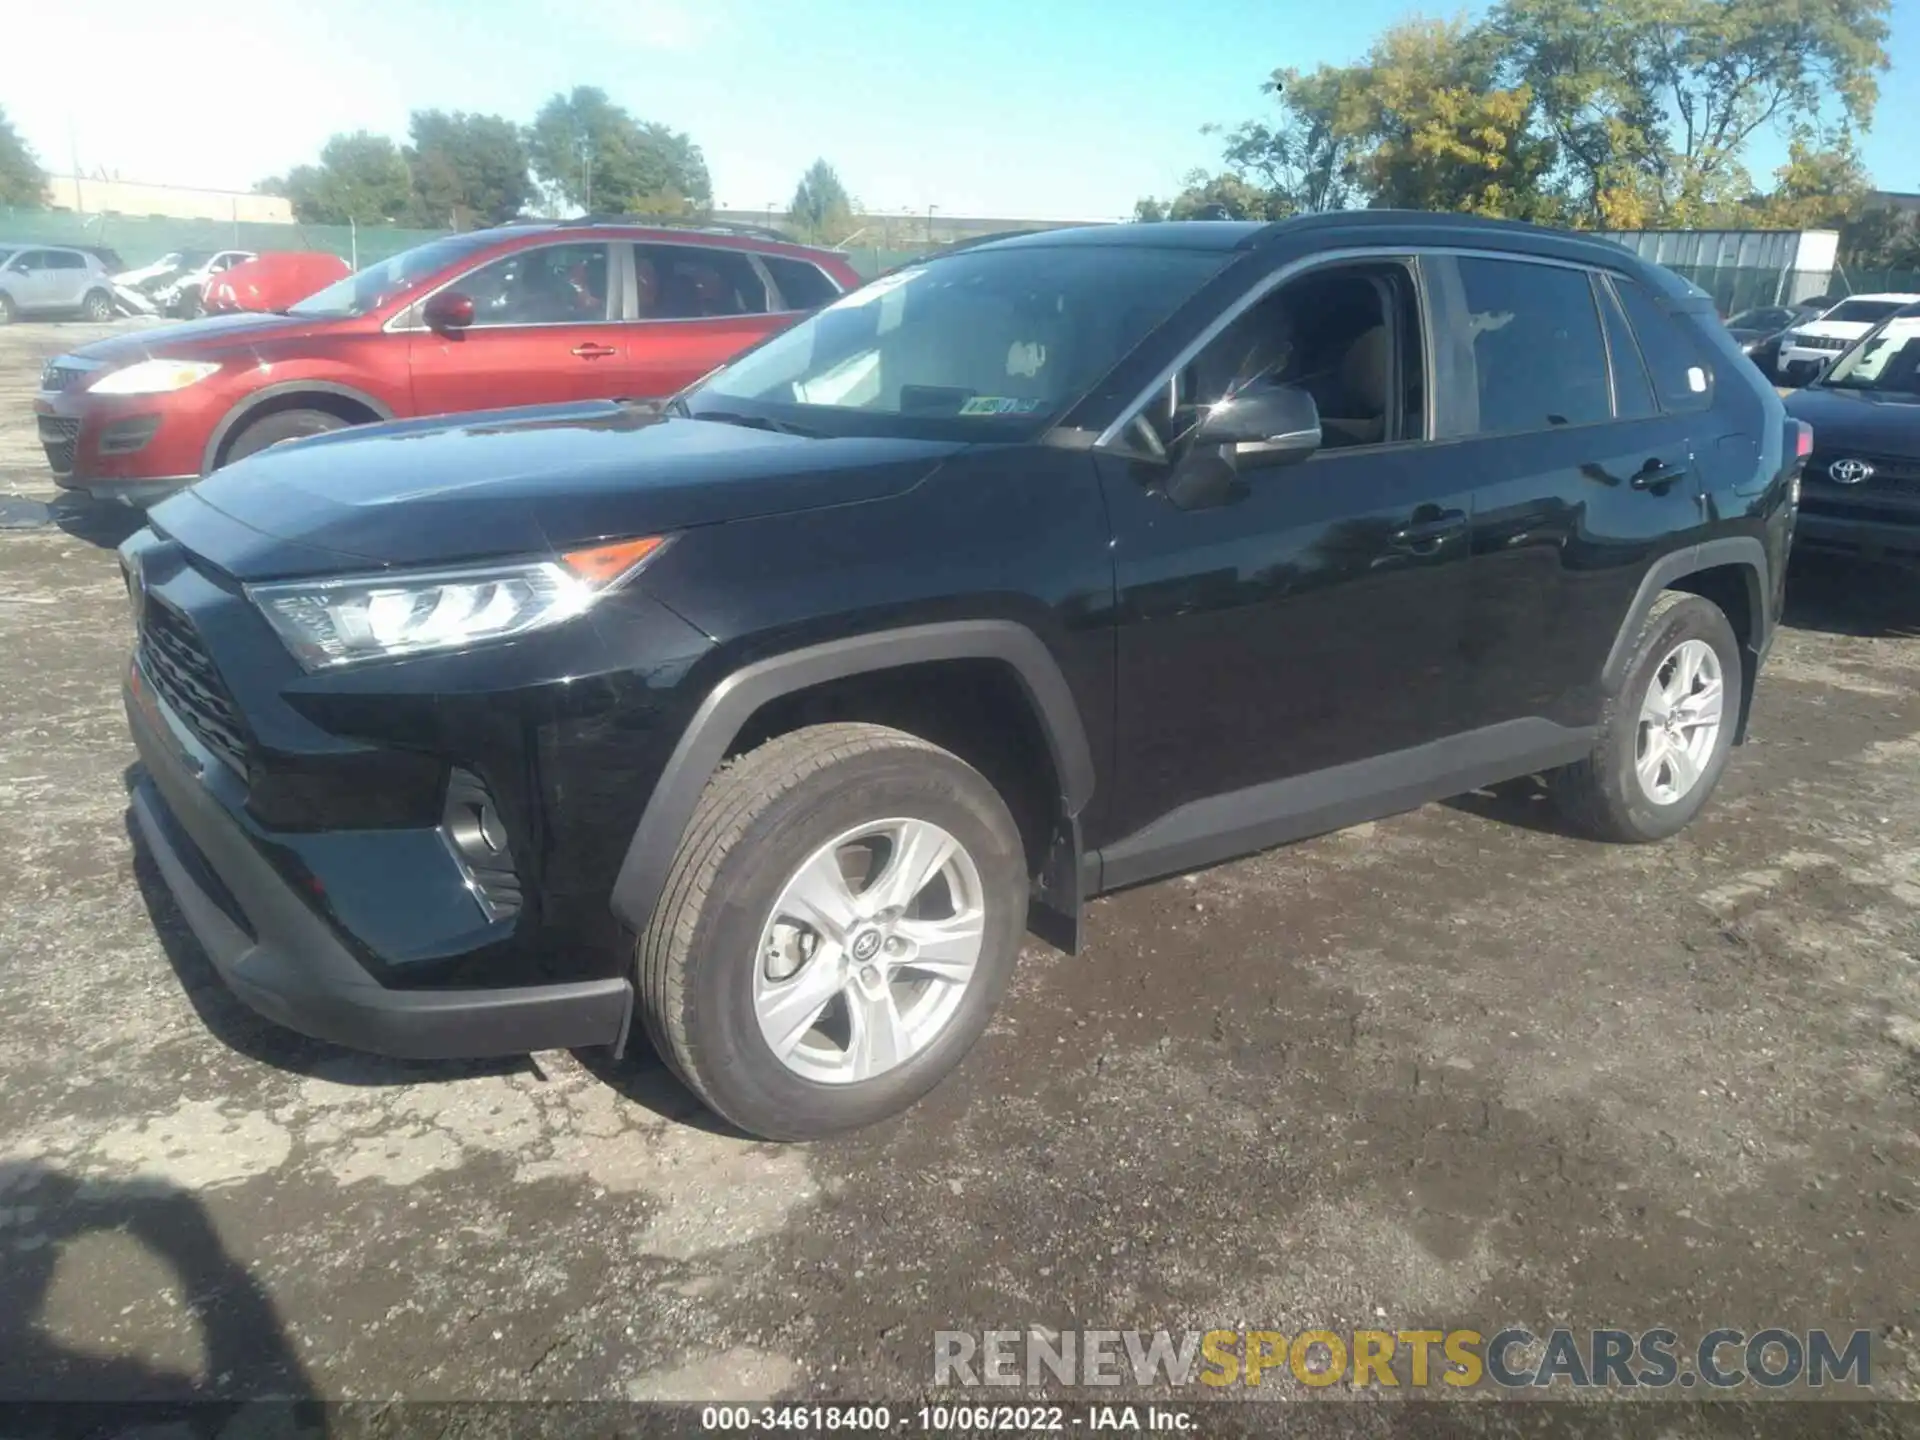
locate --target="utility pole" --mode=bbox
[577,134,594,214]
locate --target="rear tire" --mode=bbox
[0,293,14,324]
[221,408,348,466]
[80,289,114,322]
[1552,592,1741,843]
[636,723,1028,1140]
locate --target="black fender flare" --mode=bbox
[607,620,1096,937]
[1603,536,1771,737]
[202,380,395,474]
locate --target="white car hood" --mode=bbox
[1793,319,1874,340]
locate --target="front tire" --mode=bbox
[1552,592,1741,843]
[637,723,1028,1140]
[222,408,347,465]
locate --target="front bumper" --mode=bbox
[1794,511,1920,565]
[126,660,632,1059]
[34,379,225,496]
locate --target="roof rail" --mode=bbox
[554,214,795,242]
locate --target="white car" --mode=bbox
[153,249,256,318]
[1778,293,1920,380]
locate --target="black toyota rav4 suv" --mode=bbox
[121,213,1804,1140]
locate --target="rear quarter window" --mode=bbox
[764,256,843,311]
[1612,277,1715,412]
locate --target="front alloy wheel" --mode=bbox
[755,818,986,1084]
[637,722,1028,1140]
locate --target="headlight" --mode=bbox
[89,358,222,395]
[246,536,667,670]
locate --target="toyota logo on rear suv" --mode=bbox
[1828,458,1874,485]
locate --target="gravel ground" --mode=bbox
[3,320,1920,1430]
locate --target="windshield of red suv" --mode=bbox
[287,232,507,319]
[685,244,1229,439]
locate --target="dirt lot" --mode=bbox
[3,320,1920,1427]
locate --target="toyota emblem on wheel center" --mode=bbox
[1828,458,1874,485]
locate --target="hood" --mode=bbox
[1785,384,1920,457]
[1791,318,1874,340]
[67,310,339,365]
[152,400,962,581]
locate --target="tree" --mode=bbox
[0,105,47,207]
[787,159,855,243]
[526,87,711,215]
[405,111,531,227]
[1321,17,1558,219]
[1497,0,1893,224]
[262,131,411,225]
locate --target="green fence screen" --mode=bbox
[0,208,454,269]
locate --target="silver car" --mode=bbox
[0,245,117,323]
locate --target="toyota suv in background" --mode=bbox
[1777,293,1920,384]
[35,221,860,502]
[1786,301,1920,568]
[0,245,119,323]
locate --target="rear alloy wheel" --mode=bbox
[638,723,1027,1140]
[1552,592,1741,842]
[80,289,114,322]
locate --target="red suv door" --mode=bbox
[407,241,627,415]
[619,241,790,400]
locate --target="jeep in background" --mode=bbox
[36,220,859,503]
[118,213,1803,1140]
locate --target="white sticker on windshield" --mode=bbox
[1007,341,1047,378]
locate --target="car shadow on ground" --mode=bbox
[51,493,147,550]
[1784,554,1920,638]
[0,1161,324,1430]
[119,769,725,1129]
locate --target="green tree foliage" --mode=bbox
[787,159,856,243]
[405,111,532,227]
[0,106,47,206]
[526,87,711,215]
[1141,0,1892,232]
[264,132,412,225]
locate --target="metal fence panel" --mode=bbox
[0,208,452,269]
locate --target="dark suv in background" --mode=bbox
[119,213,1802,1140]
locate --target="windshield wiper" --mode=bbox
[679,405,824,438]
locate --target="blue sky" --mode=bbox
[17,0,1920,220]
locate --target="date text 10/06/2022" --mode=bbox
[700,1405,1195,1432]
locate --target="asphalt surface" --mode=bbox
[4,320,1920,1428]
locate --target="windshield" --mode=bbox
[288,232,503,318]
[1820,317,1920,395]
[686,244,1230,439]
[1821,299,1910,326]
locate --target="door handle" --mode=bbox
[1388,509,1467,550]
[571,343,618,360]
[1630,459,1688,490]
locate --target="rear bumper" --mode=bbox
[1795,512,1920,565]
[126,662,631,1059]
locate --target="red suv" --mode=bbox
[34,221,860,502]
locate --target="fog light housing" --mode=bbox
[441,768,523,923]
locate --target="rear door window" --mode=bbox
[763,256,842,311]
[47,251,87,270]
[1611,277,1713,412]
[1451,256,1613,434]
[633,243,769,319]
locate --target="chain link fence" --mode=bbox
[0,208,454,269]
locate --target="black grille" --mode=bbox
[37,416,80,476]
[139,601,249,773]
[1795,335,1850,352]
[40,363,87,392]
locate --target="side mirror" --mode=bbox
[1193,382,1322,462]
[1165,384,1321,511]
[422,290,475,332]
